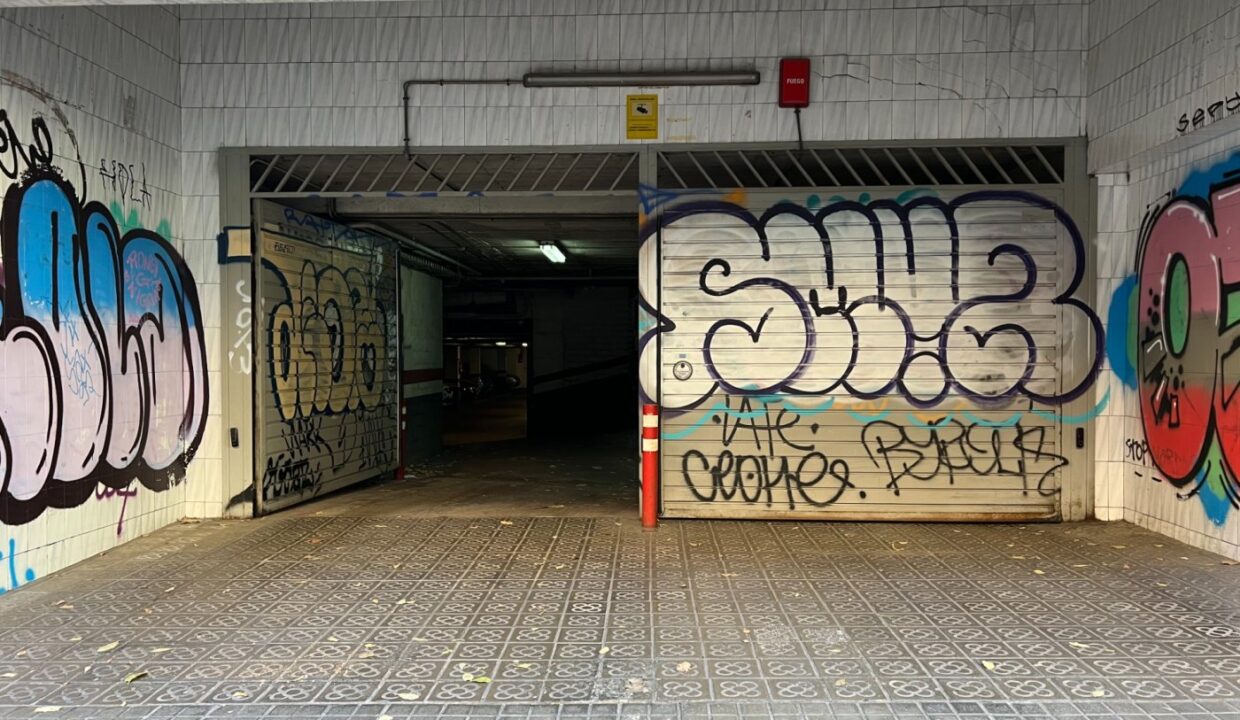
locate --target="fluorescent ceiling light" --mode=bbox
[495,341,507,346]
[540,241,566,263]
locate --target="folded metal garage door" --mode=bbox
[656,186,1097,520]
[253,201,399,513]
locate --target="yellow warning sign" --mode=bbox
[626,94,658,140]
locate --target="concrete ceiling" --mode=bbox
[382,214,638,277]
[285,196,640,280]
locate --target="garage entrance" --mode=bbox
[223,141,1094,523]
[227,149,643,516]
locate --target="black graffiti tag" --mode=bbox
[680,396,853,509]
[860,420,1067,497]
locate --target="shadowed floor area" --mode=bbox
[0,442,1237,719]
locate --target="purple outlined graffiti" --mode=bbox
[643,191,1104,414]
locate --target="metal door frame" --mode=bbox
[219,138,1091,521]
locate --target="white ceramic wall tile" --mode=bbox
[1088,1,1240,559]
[0,5,216,584]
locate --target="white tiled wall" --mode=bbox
[179,0,1090,147]
[0,5,218,583]
[13,0,1239,582]
[1089,0,1240,559]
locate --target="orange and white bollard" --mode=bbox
[641,404,659,529]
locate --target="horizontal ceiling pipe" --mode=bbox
[402,70,759,157]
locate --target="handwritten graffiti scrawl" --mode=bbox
[0,114,208,525]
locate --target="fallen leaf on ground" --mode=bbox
[1010,555,1027,560]
[0,672,14,678]
[1072,564,1089,568]
[675,661,693,673]
[1111,545,1126,550]
[1033,569,1045,575]
[379,715,395,720]
[231,691,249,699]
[163,586,175,593]
[626,677,649,693]
[33,707,60,713]
[554,564,566,570]
[397,600,410,605]
[1090,689,1106,697]
[515,662,533,669]
[471,676,491,683]
[599,647,610,655]
[359,652,376,659]
[96,641,119,653]
[396,691,420,701]
[412,637,427,642]
[124,671,148,683]
[834,679,847,687]
[720,573,737,577]
[499,520,514,526]
[981,660,996,671]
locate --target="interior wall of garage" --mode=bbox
[401,265,444,462]
[1088,0,1240,558]
[0,5,225,586]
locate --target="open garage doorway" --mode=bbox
[266,189,640,518]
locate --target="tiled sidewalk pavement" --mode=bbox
[0,516,1236,718]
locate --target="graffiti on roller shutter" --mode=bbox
[262,230,397,503]
[1123,154,1240,524]
[646,190,1102,509]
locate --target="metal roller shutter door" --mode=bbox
[657,189,1085,521]
[253,201,400,513]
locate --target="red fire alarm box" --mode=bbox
[778,57,811,108]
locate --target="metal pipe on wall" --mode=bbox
[401,70,761,157]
